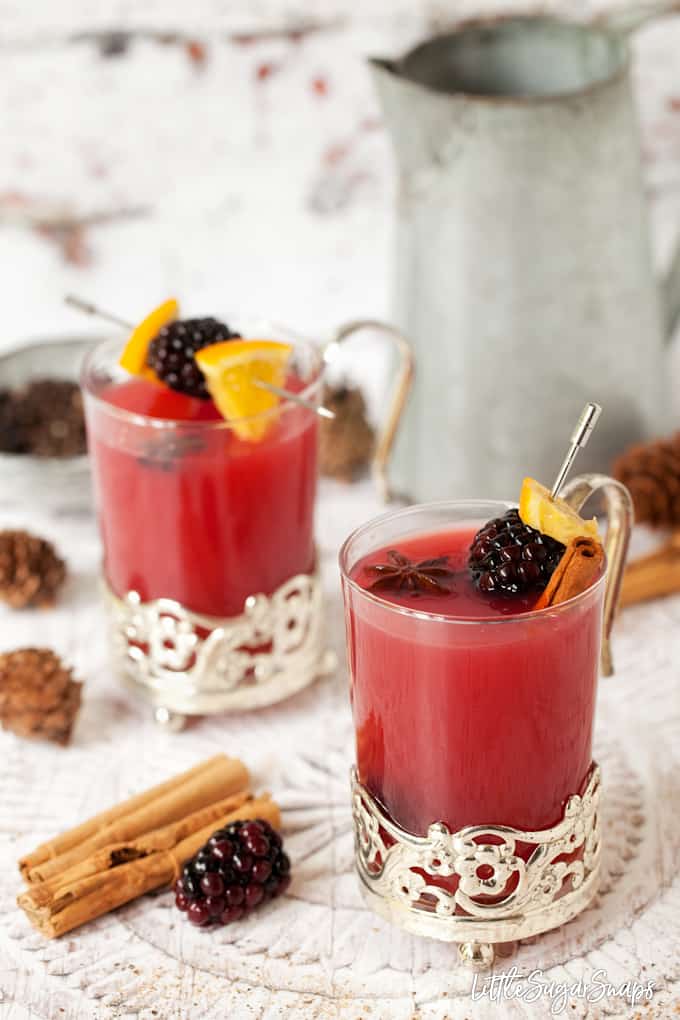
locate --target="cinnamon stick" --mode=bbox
[20,790,253,912]
[20,795,281,939]
[534,536,605,610]
[23,754,249,884]
[19,754,237,879]
[620,533,680,608]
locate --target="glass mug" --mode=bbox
[340,476,632,967]
[82,318,413,725]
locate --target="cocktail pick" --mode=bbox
[248,378,334,419]
[64,294,334,420]
[550,402,602,499]
[65,295,131,331]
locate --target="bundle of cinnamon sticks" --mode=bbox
[17,753,280,938]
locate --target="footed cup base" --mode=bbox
[104,570,334,716]
[352,765,601,965]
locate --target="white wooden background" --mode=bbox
[1,0,680,350]
[2,3,680,1019]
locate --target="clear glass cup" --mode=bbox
[82,317,414,720]
[340,498,607,836]
[83,330,322,619]
[340,478,631,959]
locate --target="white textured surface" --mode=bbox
[2,1,680,1018]
[0,488,680,1020]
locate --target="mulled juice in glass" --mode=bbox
[83,326,324,719]
[340,482,631,961]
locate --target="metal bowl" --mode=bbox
[0,336,100,514]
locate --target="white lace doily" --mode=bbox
[0,481,680,1020]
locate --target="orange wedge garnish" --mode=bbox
[119,298,179,378]
[195,339,293,442]
[518,477,599,545]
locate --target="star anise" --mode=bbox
[367,550,456,595]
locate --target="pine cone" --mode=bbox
[319,384,375,482]
[0,388,28,453]
[21,379,86,458]
[612,434,680,527]
[0,530,67,608]
[0,648,82,745]
[0,379,86,458]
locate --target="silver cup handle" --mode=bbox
[324,320,415,502]
[561,474,634,677]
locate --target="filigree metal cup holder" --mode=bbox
[85,318,415,726]
[352,767,602,969]
[342,476,633,968]
[105,570,336,727]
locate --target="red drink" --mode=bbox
[341,503,605,836]
[84,343,320,618]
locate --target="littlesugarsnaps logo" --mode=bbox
[471,967,655,1015]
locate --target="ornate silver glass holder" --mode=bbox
[104,570,335,726]
[351,765,602,969]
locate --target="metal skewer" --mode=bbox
[65,294,335,420]
[251,377,334,418]
[551,402,602,499]
[65,294,132,331]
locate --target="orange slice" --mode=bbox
[519,477,600,545]
[119,298,179,378]
[195,339,293,442]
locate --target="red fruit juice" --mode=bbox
[86,377,318,617]
[345,525,604,835]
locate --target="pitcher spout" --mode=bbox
[367,56,402,118]
[368,53,454,173]
[368,57,398,75]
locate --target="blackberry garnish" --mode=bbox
[175,819,290,927]
[147,317,240,399]
[468,509,564,596]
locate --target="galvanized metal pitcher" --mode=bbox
[371,8,680,501]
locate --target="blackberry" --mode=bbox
[175,819,290,927]
[147,317,239,399]
[468,509,564,596]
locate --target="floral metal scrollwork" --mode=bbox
[105,571,330,713]
[352,766,601,943]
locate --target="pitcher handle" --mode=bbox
[324,320,415,502]
[560,474,634,677]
